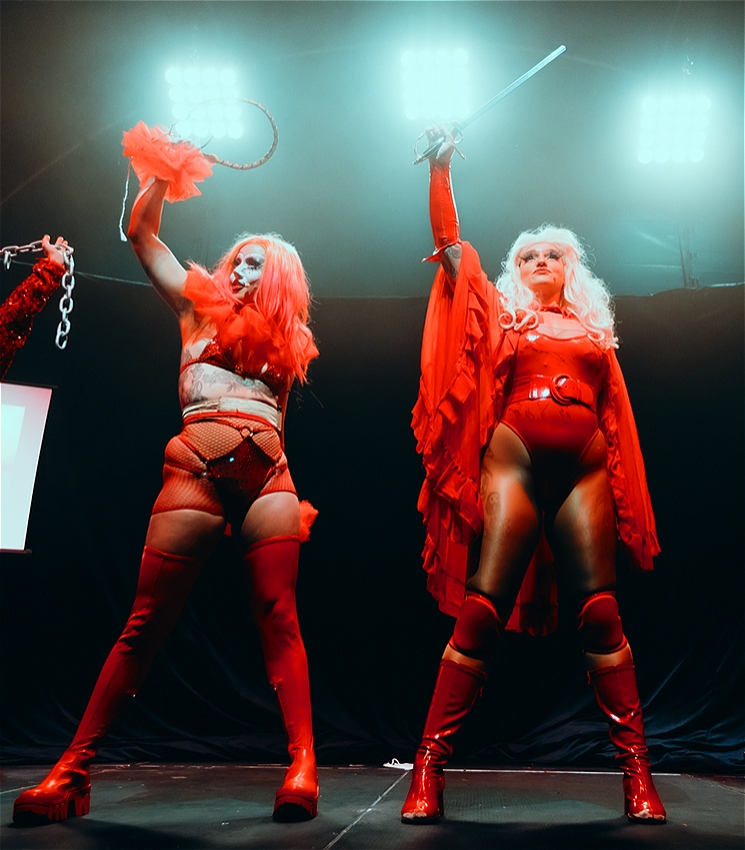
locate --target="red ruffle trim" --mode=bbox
[183,267,319,381]
[598,350,660,571]
[122,121,213,203]
[412,243,502,616]
[298,500,318,543]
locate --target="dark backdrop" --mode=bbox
[1,273,742,772]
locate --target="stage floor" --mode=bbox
[1,764,742,849]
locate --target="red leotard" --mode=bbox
[500,310,605,503]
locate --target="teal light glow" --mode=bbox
[400,48,471,122]
[637,91,711,164]
[165,66,241,140]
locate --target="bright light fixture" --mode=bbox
[400,48,471,122]
[165,66,242,140]
[637,92,711,164]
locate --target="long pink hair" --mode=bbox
[184,233,318,382]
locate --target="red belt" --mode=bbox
[507,374,597,413]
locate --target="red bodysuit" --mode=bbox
[500,312,605,505]
[412,243,659,635]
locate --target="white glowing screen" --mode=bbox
[1,383,52,552]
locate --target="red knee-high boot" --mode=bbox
[402,592,498,822]
[589,662,667,822]
[401,658,487,822]
[244,536,318,821]
[13,546,202,825]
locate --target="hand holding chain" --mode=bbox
[1,239,76,349]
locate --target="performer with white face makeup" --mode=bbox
[14,125,320,825]
[402,126,666,824]
[230,247,266,296]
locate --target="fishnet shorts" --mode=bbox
[152,413,295,521]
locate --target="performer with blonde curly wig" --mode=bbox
[401,127,666,824]
[14,124,320,825]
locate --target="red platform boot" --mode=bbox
[245,536,319,821]
[13,546,202,825]
[401,658,487,823]
[12,749,93,825]
[589,662,667,822]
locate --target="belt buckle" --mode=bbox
[528,383,551,401]
[550,374,574,405]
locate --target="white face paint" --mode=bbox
[229,243,266,300]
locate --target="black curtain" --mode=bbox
[1,274,742,771]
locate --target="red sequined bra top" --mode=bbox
[180,337,289,396]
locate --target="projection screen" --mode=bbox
[0,382,53,552]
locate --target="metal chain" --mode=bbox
[2,239,43,270]
[0,239,76,349]
[55,248,76,349]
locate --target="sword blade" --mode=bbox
[459,44,566,131]
[414,45,566,164]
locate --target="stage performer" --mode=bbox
[401,127,666,824]
[13,123,320,825]
[0,235,69,379]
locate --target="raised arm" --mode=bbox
[426,126,462,280]
[127,178,188,315]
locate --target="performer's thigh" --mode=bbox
[237,491,300,553]
[545,435,617,598]
[468,423,541,603]
[146,509,226,561]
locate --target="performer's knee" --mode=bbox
[450,592,503,660]
[576,591,626,654]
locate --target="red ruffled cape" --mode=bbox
[412,242,660,635]
[122,121,213,203]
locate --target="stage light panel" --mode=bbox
[165,66,242,141]
[637,91,711,164]
[400,47,471,122]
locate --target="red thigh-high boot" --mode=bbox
[401,592,498,823]
[578,592,666,823]
[13,546,202,825]
[244,536,318,821]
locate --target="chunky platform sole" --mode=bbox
[401,810,443,824]
[626,810,667,823]
[273,791,318,821]
[13,787,90,825]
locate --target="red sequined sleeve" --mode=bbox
[0,259,63,379]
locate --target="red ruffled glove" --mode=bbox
[122,121,214,203]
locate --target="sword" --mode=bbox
[413,45,567,164]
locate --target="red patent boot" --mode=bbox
[589,662,667,822]
[244,536,319,821]
[13,749,92,825]
[13,546,202,826]
[401,658,487,823]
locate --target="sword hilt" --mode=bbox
[413,126,463,165]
